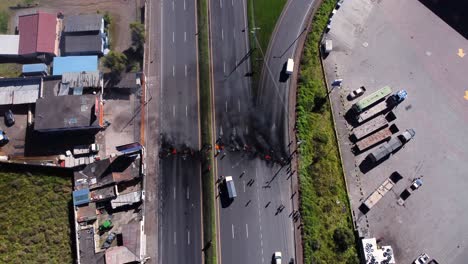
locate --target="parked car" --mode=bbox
[101,232,116,249]
[347,86,366,100]
[0,130,9,145]
[411,178,423,190]
[4,110,14,126]
[413,253,430,264]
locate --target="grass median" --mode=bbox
[197,0,216,263]
[247,0,287,96]
[297,0,359,263]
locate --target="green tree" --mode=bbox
[130,22,145,51]
[103,51,127,73]
[333,227,354,252]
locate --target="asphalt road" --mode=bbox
[323,0,468,262]
[210,1,303,263]
[157,0,202,263]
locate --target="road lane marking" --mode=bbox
[174,231,177,245]
[173,65,175,76]
[184,31,187,42]
[220,0,222,8]
[186,186,190,199]
[231,224,235,239]
[225,101,228,112]
[184,0,186,10]
[233,29,236,39]
[236,60,239,72]
[243,180,246,192]
[223,61,226,73]
[246,126,249,134]
[173,186,176,199]
[464,91,468,100]
[172,31,175,43]
[172,1,174,10]
[185,64,188,77]
[245,224,249,238]
[458,48,466,58]
[173,105,176,117]
[221,29,224,40]
[186,105,188,117]
[232,0,233,6]
[238,99,241,112]
[187,230,191,245]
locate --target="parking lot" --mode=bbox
[323,0,468,263]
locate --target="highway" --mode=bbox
[157,0,202,263]
[210,0,298,263]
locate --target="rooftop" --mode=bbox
[34,94,101,131]
[0,35,19,55]
[62,71,102,88]
[111,191,141,209]
[53,56,98,75]
[362,238,395,264]
[105,246,138,264]
[0,77,41,105]
[76,203,97,223]
[22,63,48,74]
[64,14,104,33]
[64,34,104,55]
[18,12,57,55]
[78,227,105,264]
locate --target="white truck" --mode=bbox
[72,143,100,156]
[273,252,282,264]
[286,59,294,75]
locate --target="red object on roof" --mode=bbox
[18,12,57,55]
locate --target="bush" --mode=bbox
[103,51,127,73]
[0,11,8,34]
[130,22,145,51]
[333,227,354,252]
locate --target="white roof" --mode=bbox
[111,191,141,209]
[0,35,19,55]
[0,78,41,105]
[361,238,395,264]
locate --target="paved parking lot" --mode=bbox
[0,104,29,157]
[323,0,468,263]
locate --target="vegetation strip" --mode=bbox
[197,0,217,263]
[296,0,359,263]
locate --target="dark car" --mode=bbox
[4,110,14,126]
[101,232,116,249]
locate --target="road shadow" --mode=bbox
[419,0,468,40]
[278,62,290,83]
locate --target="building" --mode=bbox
[0,35,19,57]
[62,71,103,89]
[52,56,98,75]
[64,14,104,34]
[22,63,49,76]
[361,238,395,264]
[64,34,105,56]
[0,77,42,105]
[34,94,103,132]
[18,12,59,60]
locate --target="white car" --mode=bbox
[413,253,430,264]
[347,86,366,100]
[273,252,282,264]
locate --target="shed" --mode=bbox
[22,63,48,76]
[64,14,104,34]
[18,12,58,56]
[62,71,103,88]
[73,188,90,206]
[0,77,41,105]
[53,56,98,75]
[0,35,19,56]
[64,34,104,56]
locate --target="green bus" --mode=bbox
[352,85,392,113]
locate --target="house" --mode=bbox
[34,94,103,132]
[64,34,105,56]
[52,56,98,75]
[18,12,59,60]
[22,63,49,76]
[0,77,42,105]
[0,35,19,58]
[64,14,104,35]
[62,71,103,89]
[62,14,107,56]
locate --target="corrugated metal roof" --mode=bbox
[64,34,104,55]
[64,14,104,33]
[111,191,141,209]
[53,56,98,75]
[18,12,57,55]
[22,63,48,73]
[0,35,19,55]
[0,77,41,105]
[62,71,102,88]
[73,188,90,206]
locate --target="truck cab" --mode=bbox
[273,251,282,264]
[225,176,237,199]
[285,59,294,75]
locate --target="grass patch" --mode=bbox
[0,172,73,263]
[197,0,216,263]
[297,0,359,263]
[0,63,21,78]
[247,0,287,96]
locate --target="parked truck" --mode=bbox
[72,143,100,156]
[286,58,294,75]
[352,85,392,113]
[352,112,396,141]
[369,129,415,163]
[356,124,398,152]
[356,90,407,123]
[362,177,396,210]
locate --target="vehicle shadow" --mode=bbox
[278,62,289,83]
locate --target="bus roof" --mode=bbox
[354,86,392,112]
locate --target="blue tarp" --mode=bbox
[73,188,90,206]
[22,63,48,73]
[53,56,98,75]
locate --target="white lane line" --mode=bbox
[223,61,226,73]
[172,0,174,10]
[174,231,177,245]
[186,186,190,199]
[243,180,246,192]
[236,60,239,72]
[186,105,188,117]
[225,101,228,113]
[172,31,175,43]
[221,29,224,40]
[245,224,249,238]
[173,186,176,199]
[238,99,241,112]
[173,105,176,117]
[220,0,222,8]
[232,0,233,6]
[185,64,188,76]
[187,230,190,245]
[246,126,249,134]
[231,224,235,239]
[184,0,186,10]
[233,29,236,39]
[184,31,187,42]
[173,65,175,76]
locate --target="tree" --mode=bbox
[103,51,127,73]
[333,227,354,252]
[130,22,145,51]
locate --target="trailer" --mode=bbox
[369,129,415,163]
[356,124,398,151]
[356,100,388,123]
[352,86,392,113]
[352,113,395,140]
[363,178,396,210]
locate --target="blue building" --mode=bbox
[53,56,98,75]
